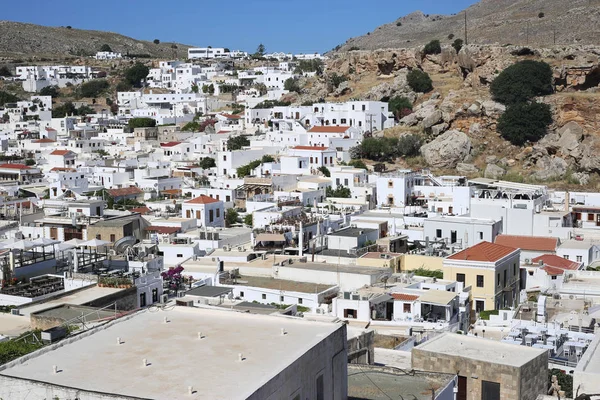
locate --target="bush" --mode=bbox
[78,79,109,98]
[407,69,433,93]
[0,331,44,365]
[244,214,253,226]
[347,159,368,170]
[25,159,36,166]
[0,91,18,106]
[153,39,160,44]
[227,135,250,151]
[423,39,442,55]
[452,38,464,53]
[225,209,239,227]
[396,22,402,27]
[490,60,553,105]
[497,102,552,146]
[479,309,499,320]
[127,117,156,129]
[284,77,301,93]
[100,44,113,52]
[318,166,330,177]
[538,12,545,18]
[124,63,150,87]
[293,59,324,75]
[39,85,59,97]
[388,96,413,120]
[261,155,275,163]
[253,100,291,109]
[397,134,422,157]
[116,81,132,92]
[348,46,360,51]
[411,268,443,279]
[548,369,572,399]
[0,65,11,77]
[447,33,455,40]
[326,186,351,198]
[198,157,216,169]
[330,73,348,89]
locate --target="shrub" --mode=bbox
[244,214,253,226]
[330,73,348,89]
[153,39,160,44]
[479,309,499,320]
[407,69,433,93]
[0,65,11,77]
[253,100,291,109]
[452,38,464,53]
[261,155,275,163]
[326,186,351,198]
[0,91,18,106]
[423,39,442,55]
[396,22,402,27]
[497,102,552,146]
[388,96,413,120]
[127,117,156,129]
[448,33,455,40]
[52,102,92,118]
[284,77,301,93]
[318,166,330,177]
[411,268,443,279]
[66,26,72,29]
[347,159,368,170]
[25,159,36,166]
[100,44,113,52]
[124,63,150,87]
[397,134,422,157]
[39,85,59,97]
[348,46,360,51]
[490,60,553,105]
[78,79,109,98]
[538,12,545,18]
[548,369,572,399]
[198,157,216,169]
[293,59,324,75]
[236,159,262,178]
[227,135,250,151]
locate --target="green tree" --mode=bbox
[261,155,275,163]
[127,117,156,129]
[116,81,132,92]
[423,39,442,55]
[0,65,12,77]
[225,208,239,227]
[100,44,113,52]
[78,79,109,98]
[153,39,160,44]
[284,77,301,93]
[329,73,348,89]
[348,159,368,170]
[407,69,433,93]
[0,91,18,106]
[244,214,253,226]
[236,160,262,178]
[227,135,251,151]
[125,63,150,87]
[397,134,422,157]
[452,38,464,53]
[199,157,216,169]
[490,60,553,105]
[318,166,331,177]
[25,159,36,166]
[181,121,200,132]
[497,102,552,146]
[39,85,59,97]
[388,96,413,120]
[256,43,266,56]
[326,186,351,198]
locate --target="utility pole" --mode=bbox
[464,11,468,45]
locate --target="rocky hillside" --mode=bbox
[337,0,600,51]
[307,44,600,188]
[0,21,191,58]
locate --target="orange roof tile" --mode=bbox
[160,141,182,147]
[0,163,30,170]
[146,226,180,234]
[495,235,558,252]
[50,167,77,172]
[32,138,56,143]
[542,266,565,276]
[447,241,518,262]
[220,113,242,119]
[107,187,143,197]
[130,206,152,215]
[291,146,329,151]
[391,294,420,301]
[532,254,580,270]
[50,150,73,156]
[185,195,220,205]
[308,126,350,133]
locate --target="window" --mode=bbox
[110,234,116,242]
[577,255,582,262]
[298,298,303,304]
[96,234,102,240]
[456,273,465,283]
[280,295,284,302]
[316,375,324,400]
[403,303,411,313]
[476,275,484,287]
[551,275,557,280]
[223,155,227,161]
[216,208,220,218]
[436,229,442,238]
[564,255,569,260]
[478,231,484,240]
[528,270,534,276]
[475,300,485,313]
[344,309,356,318]
[388,180,394,188]
[177,254,183,258]
[513,264,517,276]
[226,195,231,202]
[344,179,348,186]
[262,294,266,300]
[503,270,507,286]
[240,291,244,297]
[589,213,595,221]
[481,381,500,400]
[152,288,158,303]
[209,210,214,223]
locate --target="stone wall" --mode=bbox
[83,287,137,311]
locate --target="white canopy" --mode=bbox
[11,240,36,250]
[55,242,76,252]
[81,239,111,248]
[32,238,60,247]
[65,238,86,246]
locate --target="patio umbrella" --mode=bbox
[65,238,86,247]
[81,239,111,247]
[11,240,36,250]
[55,242,76,252]
[32,238,60,247]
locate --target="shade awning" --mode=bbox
[255,233,286,242]
[419,290,457,306]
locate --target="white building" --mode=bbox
[182,195,225,228]
[94,51,122,60]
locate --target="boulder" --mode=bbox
[485,155,498,164]
[484,163,506,179]
[457,163,479,175]
[421,130,472,169]
[400,113,419,126]
[333,81,352,97]
[431,123,449,137]
[481,100,506,117]
[467,102,482,116]
[469,123,482,135]
[422,110,443,129]
[573,172,590,185]
[532,157,568,181]
[555,121,584,157]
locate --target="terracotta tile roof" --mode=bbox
[130,206,152,215]
[308,126,351,133]
[291,146,329,151]
[447,241,518,262]
[495,235,558,252]
[220,113,242,119]
[32,138,56,143]
[146,226,180,234]
[160,141,182,147]
[0,163,30,170]
[185,195,220,205]
[50,150,73,156]
[391,293,420,301]
[50,167,76,172]
[107,187,143,197]
[217,130,230,134]
[532,254,580,270]
[542,266,565,276]
[161,189,182,196]
[45,127,57,131]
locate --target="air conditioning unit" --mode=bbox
[11,309,20,316]
[177,291,186,298]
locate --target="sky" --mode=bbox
[3,0,479,53]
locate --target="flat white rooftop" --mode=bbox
[0,307,342,400]
[415,332,546,367]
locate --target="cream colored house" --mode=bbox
[443,241,520,312]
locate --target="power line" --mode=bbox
[354,364,397,400]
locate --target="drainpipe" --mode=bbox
[298,221,303,257]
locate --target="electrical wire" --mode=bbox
[354,364,396,400]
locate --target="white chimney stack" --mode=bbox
[198,332,203,339]
[117,337,121,345]
[142,358,148,367]
[52,365,58,374]
[238,353,243,362]
[188,386,194,395]
[281,328,286,336]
